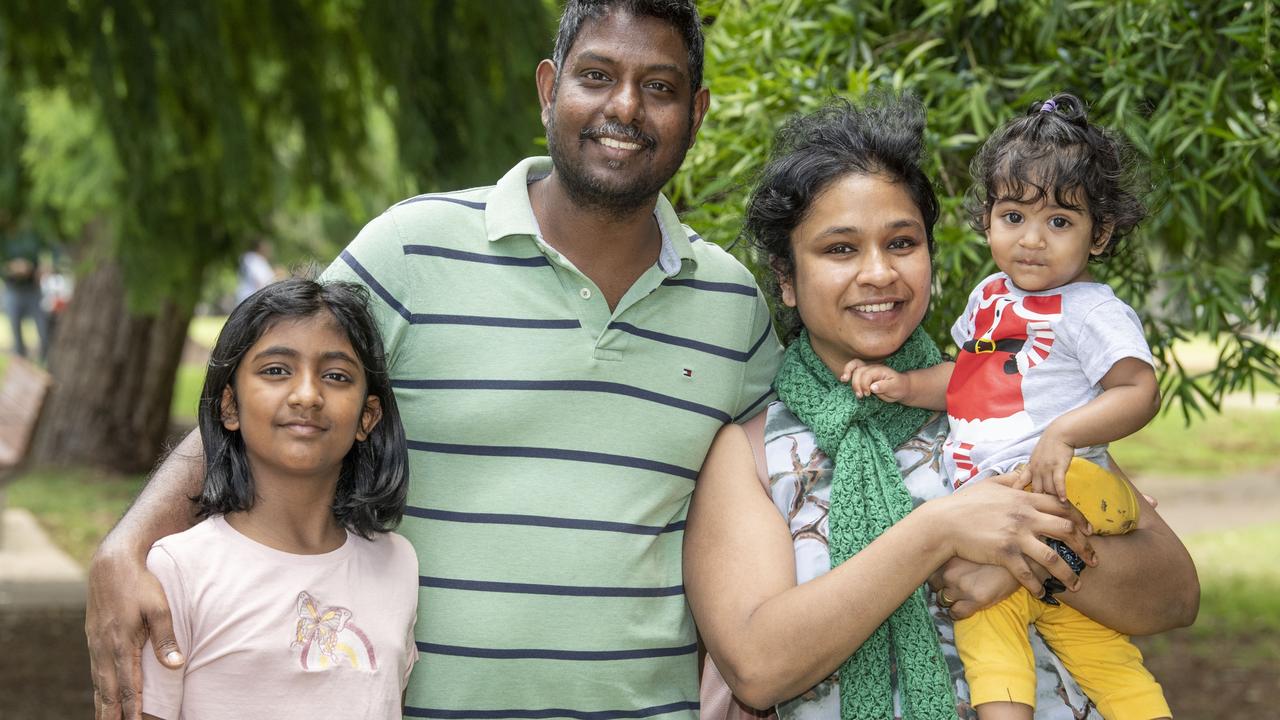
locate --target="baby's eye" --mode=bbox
[1001,211,1024,224]
[1049,216,1072,229]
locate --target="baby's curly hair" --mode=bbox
[965,93,1147,260]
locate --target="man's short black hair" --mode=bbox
[552,0,705,93]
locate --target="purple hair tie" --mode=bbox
[1041,99,1058,113]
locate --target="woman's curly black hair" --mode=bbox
[966,92,1147,259]
[744,92,939,341]
[196,277,408,539]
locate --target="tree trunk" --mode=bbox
[30,233,194,473]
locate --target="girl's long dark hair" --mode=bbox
[196,277,408,538]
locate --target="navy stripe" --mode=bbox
[396,195,487,210]
[733,388,775,423]
[340,250,413,321]
[391,379,730,423]
[608,322,748,362]
[404,244,550,267]
[408,441,698,480]
[405,701,700,719]
[417,642,698,661]
[409,314,580,329]
[661,278,756,297]
[403,507,685,535]
[420,576,684,597]
[746,322,774,358]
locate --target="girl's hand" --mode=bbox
[1026,429,1074,502]
[839,359,910,401]
[930,471,1095,598]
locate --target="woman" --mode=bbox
[684,95,1198,719]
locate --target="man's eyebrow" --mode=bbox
[574,52,687,79]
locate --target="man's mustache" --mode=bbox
[580,121,655,149]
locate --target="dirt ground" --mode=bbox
[3,469,1276,718]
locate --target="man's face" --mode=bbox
[537,10,709,215]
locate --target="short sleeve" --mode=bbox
[1073,298,1153,386]
[733,288,783,422]
[951,283,983,350]
[140,545,190,720]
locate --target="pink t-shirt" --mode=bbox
[141,515,419,720]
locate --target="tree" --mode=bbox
[0,0,551,471]
[673,0,1279,420]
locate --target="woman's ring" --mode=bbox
[938,589,956,609]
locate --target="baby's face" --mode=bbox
[986,189,1109,292]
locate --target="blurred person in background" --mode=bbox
[2,211,50,361]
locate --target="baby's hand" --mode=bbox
[839,359,910,402]
[1027,431,1074,502]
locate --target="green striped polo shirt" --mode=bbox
[323,157,782,719]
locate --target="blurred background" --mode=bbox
[1,1,1276,717]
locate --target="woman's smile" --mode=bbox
[780,172,932,374]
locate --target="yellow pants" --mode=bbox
[955,588,1171,719]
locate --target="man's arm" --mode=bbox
[87,428,204,720]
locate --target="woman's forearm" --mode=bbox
[685,427,1094,708]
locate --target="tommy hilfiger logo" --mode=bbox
[682,368,694,378]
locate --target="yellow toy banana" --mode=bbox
[1063,456,1141,536]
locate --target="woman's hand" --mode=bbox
[928,471,1096,598]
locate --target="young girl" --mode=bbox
[141,278,416,720]
[845,94,1172,719]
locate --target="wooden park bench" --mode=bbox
[0,355,52,515]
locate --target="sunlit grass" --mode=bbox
[1111,406,1280,479]
[188,314,227,350]
[5,468,147,566]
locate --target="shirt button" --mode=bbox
[579,288,592,300]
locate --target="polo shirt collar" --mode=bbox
[485,156,695,276]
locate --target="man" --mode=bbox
[86,1,782,718]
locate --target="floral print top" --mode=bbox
[762,401,1097,720]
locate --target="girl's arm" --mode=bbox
[1028,357,1160,499]
[684,423,1093,708]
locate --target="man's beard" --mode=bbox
[546,113,693,218]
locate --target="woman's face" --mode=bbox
[780,172,932,374]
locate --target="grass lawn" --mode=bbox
[1112,405,1280,478]
[4,468,146,566]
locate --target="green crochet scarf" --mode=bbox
[774,328,956,720]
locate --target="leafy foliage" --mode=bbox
[673,0,1279,418]
[0,0,551,308]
